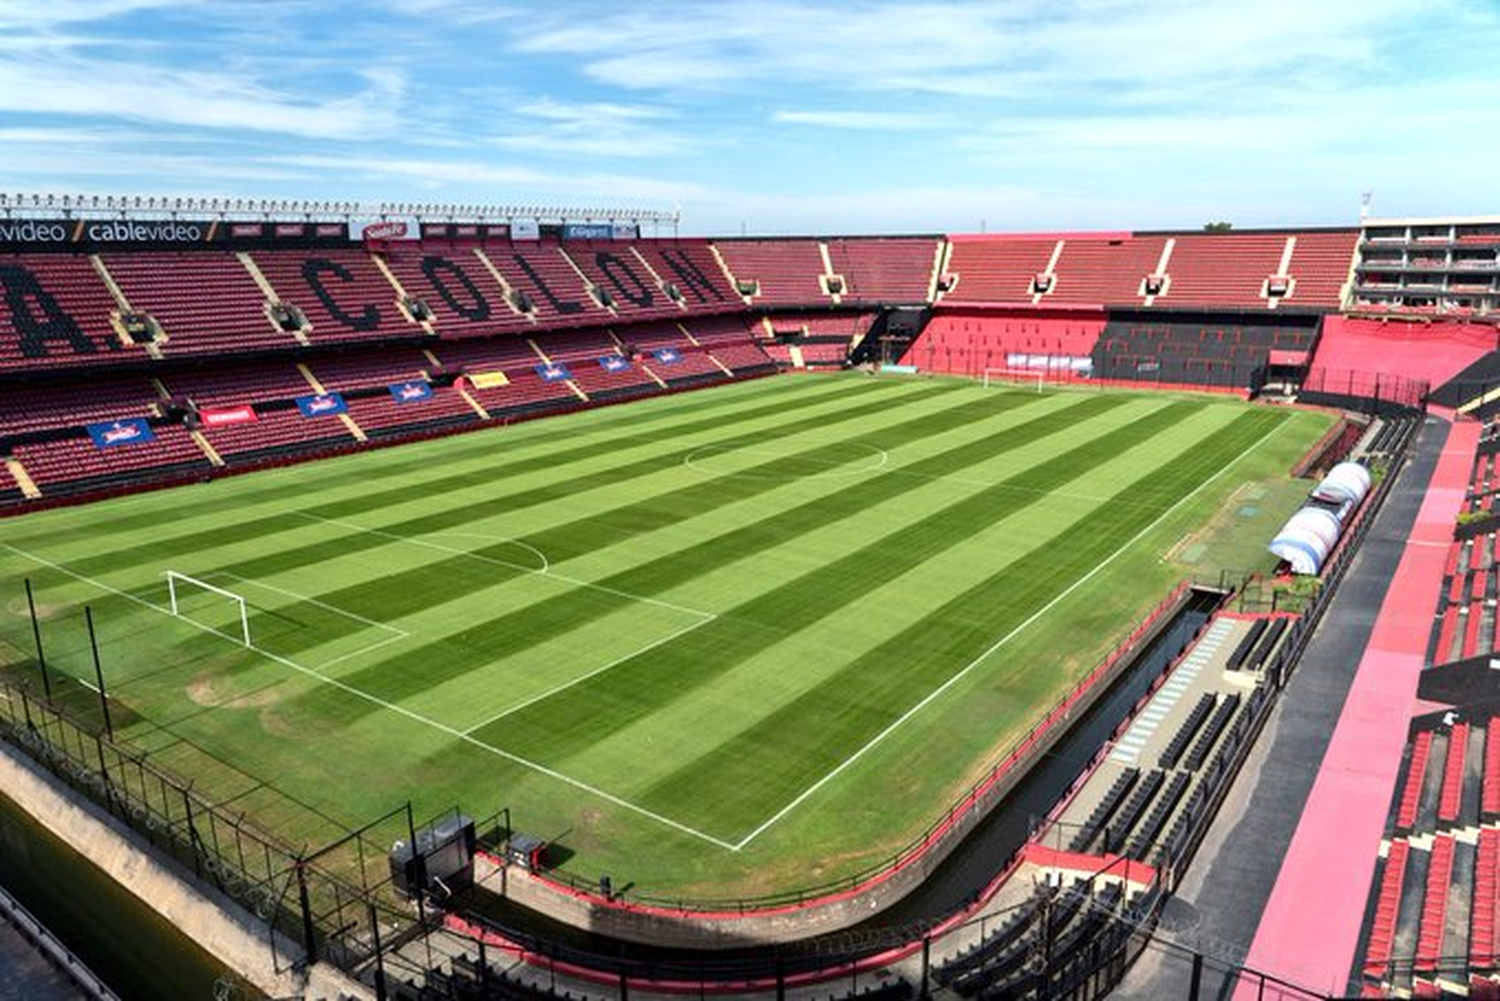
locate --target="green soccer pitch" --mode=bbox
[0,375,1333,900]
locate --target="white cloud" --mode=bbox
[513,0,1463,105]
[0,57,404,139]
[773,110,947,131]
[0,0,187,31]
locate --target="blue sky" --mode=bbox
[1,1,1497,235]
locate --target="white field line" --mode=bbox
[3,543,737,851]
[294,511,715,621]
[419,532,549,573]
[316,631,412,670]
[732,417,1294,850]
[460,613,717,735]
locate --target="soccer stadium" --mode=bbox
[2,5,1500,1001]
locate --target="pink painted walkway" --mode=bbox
[1239,419,1480,996]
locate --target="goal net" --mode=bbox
[981,367,1047,391]
[166,571,251,646]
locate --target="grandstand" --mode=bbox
[8,198,1500,1000]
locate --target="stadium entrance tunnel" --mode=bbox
[447,588,1225,964]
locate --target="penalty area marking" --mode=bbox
[293,511,715,622]
[161,570,412,670]
[1,542,738,852]
[731,415,1294,850]
[285,518,722,736]
[417,532,549,573]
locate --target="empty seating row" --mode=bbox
[1364,840,1410,979]
[1160,232,1292,309]
[1432,533,1500,665]
[1102,769,1165,855]
[0,373,162,436]
[103,251,295,355]
[1183,694,1241,771]
[1158,695,1216,770]
[11,425,208,492]
[203,408,356,461]
[714,239,829,305]
[940,881,1138,998]
[1125,771,1191,861]
[1069,767,1140,852]
[823,238,941,303]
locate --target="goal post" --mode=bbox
[166,571,251,647]
[981,367,1047,392]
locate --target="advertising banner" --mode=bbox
[0,217,222,249]
[295,392,347,417]
[351,217,419,241]
[388,380,434,403]
[199,405,257,427]
[562,223,613,241]
[598,355,631,373]
[468,371,510,389]
[653,347,681,364]
[86,418,156,448]
[535,362,573,382]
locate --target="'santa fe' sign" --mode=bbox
[359,220,410,241]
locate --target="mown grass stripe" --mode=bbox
[637,409,1285,835]
[64,381,960,580]
[327,392,1130,707]
[263,388,1052,651]
[470,399,1204,761]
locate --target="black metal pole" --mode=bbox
[368,902,388,1001]
[296,860,317,964]
[406,801,428,927]
[24,579,52,700]
[85,606,112,738]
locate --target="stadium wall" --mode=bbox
[0,742,366,1000]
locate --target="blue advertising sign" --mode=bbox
[388,380,434,404]
[535,363,573,382]
[295,392,347,417]
[86,418,155,448]
[562,223,613,241]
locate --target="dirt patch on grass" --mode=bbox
[4,596,67,622]
[187,673,284,710]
